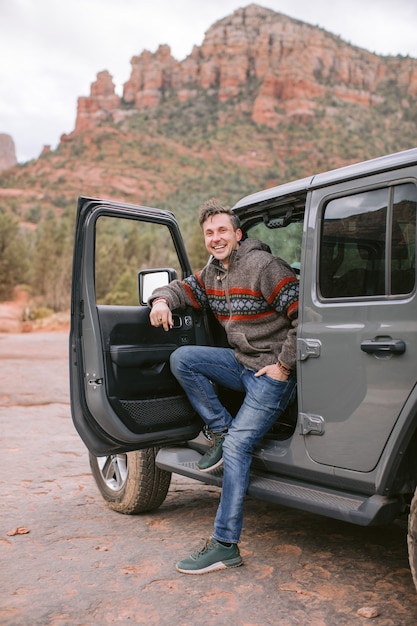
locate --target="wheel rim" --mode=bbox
[96,454,128,491]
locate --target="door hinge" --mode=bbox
[297,338,321,361]
[300,413,325,436]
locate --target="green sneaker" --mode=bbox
[197,430,226,472]
[176,538,242,574]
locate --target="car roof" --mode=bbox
[232,148,417,212]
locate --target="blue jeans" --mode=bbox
[170,346,297,544]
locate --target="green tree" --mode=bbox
[101,270,138,305]
[31,211,73,311]
[95,233,127,302]
[187,220,209,271]
[0,209,29,300]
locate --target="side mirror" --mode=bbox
[138,268,177,305]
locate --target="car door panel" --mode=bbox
[299,176,417,472]
[70,197,205,455]
[97,304,204,435]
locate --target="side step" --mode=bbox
[156,447,401,526]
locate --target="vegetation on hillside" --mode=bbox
[1,81,417,315]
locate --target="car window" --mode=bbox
[245,221,303,272]
[319,183,417,298]
[95,216,182,305]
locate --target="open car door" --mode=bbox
[70,197,205,456]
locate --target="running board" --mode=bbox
[156,447,401,526]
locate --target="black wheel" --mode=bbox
[408,487,417,592]
[89,448,171,514]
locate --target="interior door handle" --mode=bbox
[360,338,406,355]
[171,314,193,329]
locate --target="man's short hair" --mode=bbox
[198,198,241,231]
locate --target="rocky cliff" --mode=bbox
[69,4,417,137]
[0,134,17,171]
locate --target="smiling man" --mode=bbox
[202,210,242,267]
[149,198,298,574]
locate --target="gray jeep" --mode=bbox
[70,147,417,590]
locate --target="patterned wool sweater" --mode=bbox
[151,238,299,372]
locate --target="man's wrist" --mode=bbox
[276,361,291,376]
[152,297,169,307]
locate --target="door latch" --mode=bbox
[87,374,103,388]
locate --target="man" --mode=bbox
[149,198,298,574]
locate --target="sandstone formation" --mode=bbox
[0,134,17,171]
[74,70,120,133]
[68,4,417,136]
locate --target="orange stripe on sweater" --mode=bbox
[268,276,297,303]
[287,301,298,317]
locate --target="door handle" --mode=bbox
[360,338,406,355]
[171,314,193,329]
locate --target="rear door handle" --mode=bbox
[360,338,406,355]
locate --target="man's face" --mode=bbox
[202,213,242,268]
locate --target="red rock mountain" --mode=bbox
[1,3,417,314]
[69,4,417,138]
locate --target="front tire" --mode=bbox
[89,448,171,514]
[407,487,417,592]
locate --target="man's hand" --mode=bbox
[255,363,288,381]
[149,300,173,331]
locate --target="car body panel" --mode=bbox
[298,168,417,473]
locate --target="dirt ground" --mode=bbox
[1,330,417,625]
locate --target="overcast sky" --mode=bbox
[1,0,417,163]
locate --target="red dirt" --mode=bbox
[0,289,69,334]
